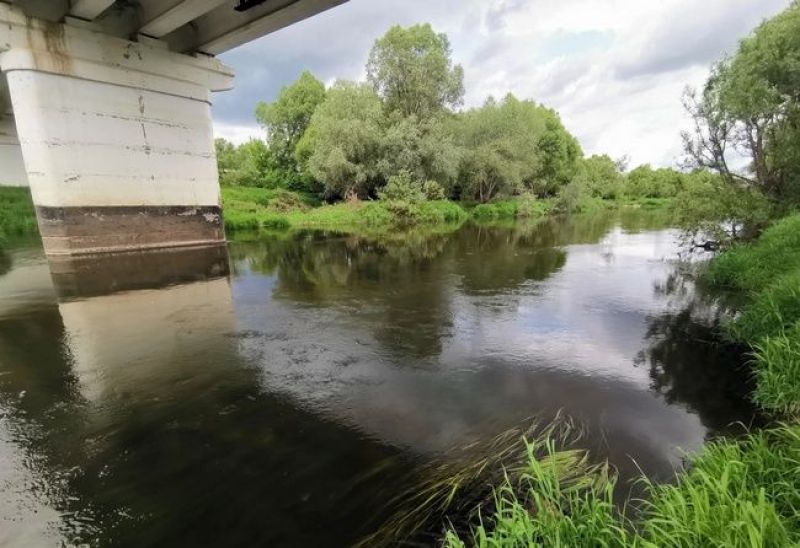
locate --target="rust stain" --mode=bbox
[26,17,72,74]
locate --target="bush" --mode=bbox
[378,170,426,203]
[422,180,446,200]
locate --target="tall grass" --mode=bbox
[752,323,800,415]
[441,423,800,548]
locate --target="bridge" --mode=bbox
[0,0,346,255]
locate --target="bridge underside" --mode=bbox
[0,0,346,255]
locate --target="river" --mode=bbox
[0,210,757,547]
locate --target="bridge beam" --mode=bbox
[0,4,234,255]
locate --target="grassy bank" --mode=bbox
[704,213,800,416]
[0,186,38,246]
[221,187,675,234]
[442,423,800,547]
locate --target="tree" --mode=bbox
[377,114,460,191]
[534,108,583,195]
[682,1,800,208]
[255,71,326,181]
[578,155,623,199]
[367,24,464,119]
[453,94,582,202]
[215,138,279,188]
[303,81,386,199]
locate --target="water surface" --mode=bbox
[0,211,756,547]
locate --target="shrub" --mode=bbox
[379,170,426,203]
[422,180,446,200]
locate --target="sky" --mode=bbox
[212,0,792,169]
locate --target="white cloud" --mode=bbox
[212,0,793,167]
[212,122,262,145]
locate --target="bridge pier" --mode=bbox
[0,5,234,255]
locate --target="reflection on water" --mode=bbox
[0,211,757,547]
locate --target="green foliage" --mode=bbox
[445,438,626,548]
[623,165,686,199]
[705,213,800,414]
[672,171,771,244]
[222,183,466,233]
[378,113,460,191]
[445,424,800,547]
[534,108,583,195]
[637,424,800,547]
[753,324,800,415]
[377,171,466,224]
[367,23,464,119]
[422,180,446,200]
[683,2,800,208]
[221,186,316,231]
[706,213,800,292]
[453,94,582,202]
[378,170,426,202]
[579,155,624,199]
[732,273,800,342]
[0,186,38,246]
[471,195,551,221]
[303,81,386,199]
[255,71,326,188]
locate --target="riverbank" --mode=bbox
[221,186,674,234]
[442,212,800,547]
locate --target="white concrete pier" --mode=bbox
[0,0,347,254]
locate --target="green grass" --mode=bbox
[705,213,800,292]
[0,186,38,246]
[443,423,800,548]
[636,423,800,547]
[222,186,469,233]
[752,323,800,415]
[701,213,800,415]
[470,196,553,221]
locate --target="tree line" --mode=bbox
[215,23,712,209]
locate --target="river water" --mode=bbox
[0,211,757,547]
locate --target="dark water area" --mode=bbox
[0,211,758,547]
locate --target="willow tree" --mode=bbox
[366,23,464,120]
[255,71,326,184]
[683,1,800,208]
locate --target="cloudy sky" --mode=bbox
[212,0,791,168]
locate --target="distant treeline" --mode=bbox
[215,23,715,210]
